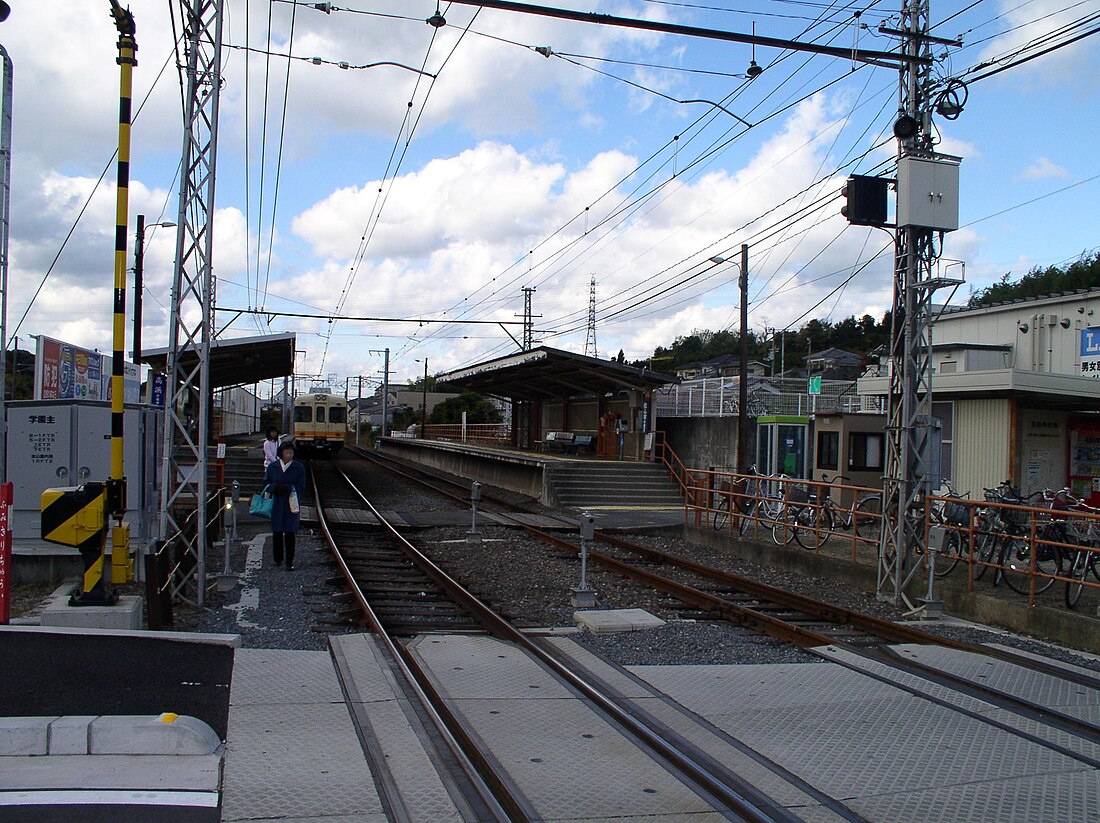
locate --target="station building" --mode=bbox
[859,288,1100,502]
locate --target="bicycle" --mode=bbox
[789,474,884,551]
[930,482,971,578]
[971,482,1060,594]
[734,468,789,540]
[1051,490,1100,608]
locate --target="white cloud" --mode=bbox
[1017,156,1069,182]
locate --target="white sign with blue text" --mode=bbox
[1081,328,1100,378]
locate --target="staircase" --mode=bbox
[546,461,685,509]
[207,443,267,498]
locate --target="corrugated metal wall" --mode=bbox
[954,398,1011,495]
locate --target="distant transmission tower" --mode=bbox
[584,275,598,358]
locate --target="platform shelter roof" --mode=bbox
[437,346,677,400]
[140,332,296,390]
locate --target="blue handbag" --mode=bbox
[249,486,274,520]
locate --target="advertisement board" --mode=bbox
[35,335,141,403]
[1080,327,1100,378]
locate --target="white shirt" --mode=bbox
[263,438,279,468]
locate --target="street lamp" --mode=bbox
[133,214,176,364]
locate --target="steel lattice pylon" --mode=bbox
[159,0,224,606]
[584,275,598,358]
[877,0,952,604]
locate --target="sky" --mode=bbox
[2,0,1098,392]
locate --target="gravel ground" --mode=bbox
[187,521,357,650]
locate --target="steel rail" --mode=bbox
[331,462,799,823]
[343,448,1100,698]
[309,464,523,823]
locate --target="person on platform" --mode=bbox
[263,427,279,469]
[263,441,304,570]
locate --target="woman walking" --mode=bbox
[262,427,279,469]
[263,441,305,570]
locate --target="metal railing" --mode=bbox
[654,376,884,418]
[422,422,511,445]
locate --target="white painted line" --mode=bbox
[227,533,268,629]
[0,790,219,808]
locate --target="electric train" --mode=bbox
[292,388,348,456]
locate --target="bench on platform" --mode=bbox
[541,431,575,452]
[565,434,595,454]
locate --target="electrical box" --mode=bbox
[41,482,107,550]
[898,155,960,231]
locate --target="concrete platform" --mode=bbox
[575,608,667,634]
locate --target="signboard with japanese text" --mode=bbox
[1080,327,1100,378]
[34,335,140,403]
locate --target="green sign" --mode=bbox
[808,376,822,395]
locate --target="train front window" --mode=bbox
[295,407,312,423]
[328,407,346,424]
[316,407,326,423]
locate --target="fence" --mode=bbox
[680,465,1100,612]
[423,422,511,446]
[654,376,884,418]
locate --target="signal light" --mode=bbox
[840,175,889,227]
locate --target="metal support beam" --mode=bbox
[159,0,224,606]
[878,0,938,605]
[0,42,12,483]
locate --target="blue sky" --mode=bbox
[3,0,1098,390]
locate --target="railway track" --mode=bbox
[310,458,831,822]
[339,446,1100,759]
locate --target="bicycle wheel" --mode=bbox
[794,505,833,550]
[771,507,795,546]
[738,499,756,536]
[934,527,966,578]
[854,495,883,545]
[1065,550,1091,609]
[972,530,998,581]
[1001,537,1060,595]
[713,497,730,531]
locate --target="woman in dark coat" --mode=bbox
[263,441,305,570]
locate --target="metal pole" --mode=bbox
[133,214,145,364]
[382,348,390,438]
[356,375,362,445]
[737,243,750,475]
[421,358,428,437]
[0,42,11,484]
[104,0,137,595]
[281,374,289,433]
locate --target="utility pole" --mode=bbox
[584,275,598,358]
[421,358,428,437]
[160,0,224,607]
[0,18,11,484]
[518,287,540,350]
[356,376,362,445]
[737,243,750,475]
[369,348,390,437]
[877,0,962,607]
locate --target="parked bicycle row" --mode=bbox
[685,468,1100,611]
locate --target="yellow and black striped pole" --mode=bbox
[107,0,137,585]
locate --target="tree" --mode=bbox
[428,391,502,424]
[968,251,1100,308]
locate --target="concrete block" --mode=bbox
[0,717,56,756]
[47,716,96,755]
[574,608,665,634]
[89,714,222,756]
[39,593,142,631]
